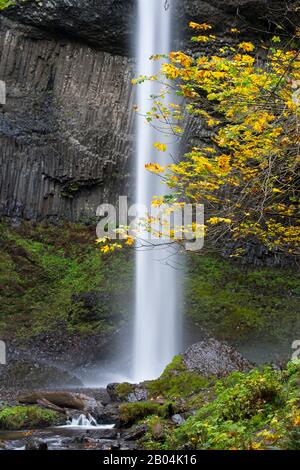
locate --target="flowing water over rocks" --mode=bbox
[0,338,285,450]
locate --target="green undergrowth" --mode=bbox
[117,356,213,428]
[139,361,300,450]
[0,406,63,430]
[0,219,133,340]
[114,356,212,403]
[114,382,136,401]
[145,355,211,400]
[119,401,172,426]
[0,218,298,346]
[187,254,300,342]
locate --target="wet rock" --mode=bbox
[97,403,120,426]
[122,424,148,441]
[18,391,97,411]
[107,383,148,403]
[87,428,118,440]
[107,383,122,402]
[2,0,136,56]
[171,414,185,426]
[99,439,138,450]
[25,440,48,451]
[95,401,105,415]
[183,338,252,377]
[91,389,111,405]
[128,388,148,403]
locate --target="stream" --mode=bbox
[0,420,117,451]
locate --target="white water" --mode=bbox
[133,0,181,382]
[63,414,115,430]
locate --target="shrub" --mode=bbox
[0,406,63,430]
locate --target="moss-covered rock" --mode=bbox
[0,406,64,430]
[144,355,211,400]
[187,254,300,343]
[110,383,136,402]
[119,401,171,426]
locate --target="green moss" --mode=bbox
[115,383,135,401]
[0,219,133,340]
[145,355,210,400]
[162,355,187,374]
[0,406,63,430]
[119,401,170,426]
[187,254,300,342]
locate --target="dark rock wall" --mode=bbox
[0,18,135,221]
[2,0,136,56]
[3,1,298,54]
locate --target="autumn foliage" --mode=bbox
[140,23,300,256]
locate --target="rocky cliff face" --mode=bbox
[0,0,298,221]
[2,1,298,53]
[0,17,135,221]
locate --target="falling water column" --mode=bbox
[133,0,181,382]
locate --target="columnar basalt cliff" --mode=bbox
[0,0,298,221]
[0,17,135,221]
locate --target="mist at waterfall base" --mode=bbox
[78,0,183,387]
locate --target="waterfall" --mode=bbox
[133,0,181,382]
[69,414,98,427]
[64,414,115,429]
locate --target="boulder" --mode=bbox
[122,424,148,441]
[97,403,121,426]
[25,440,48,451]
[87,428,119,440]
[107,382,148,403]
[183,338,252,377]
[128,388,148,403]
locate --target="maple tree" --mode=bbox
[136,22,300,257]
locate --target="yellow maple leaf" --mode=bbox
[238,42,255,52]
[96,237,109,244]
[125,236,135,247]
[145,163,165,174]
[154,142,167,152]
[189,22,212,30]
